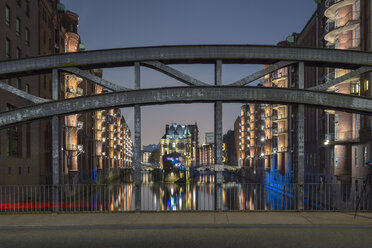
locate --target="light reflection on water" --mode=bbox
[103,173,295,211]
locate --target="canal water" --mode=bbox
[106,172,296,211]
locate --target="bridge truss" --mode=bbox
[1,45,372,210]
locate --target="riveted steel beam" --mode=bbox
[0,81,50,103]
[1,45,372,78]
[60,67,130,92]
[229,61,295,86]
[310,66,372,91]
[1,86,372,129]
[141,61,209,86]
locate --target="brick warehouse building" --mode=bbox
[0,0,132,185]
[236,0,372,188]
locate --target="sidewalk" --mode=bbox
[0,212,371,228]
[1,212,372,248]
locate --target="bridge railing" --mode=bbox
[0,183,370,213]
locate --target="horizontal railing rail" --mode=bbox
[0,183,370,213]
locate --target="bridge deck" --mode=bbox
[0,212,371,248]
[0,211,371,227]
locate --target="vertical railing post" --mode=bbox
[52,69,60,212]
[294,62,305,211]
[214,60,223,211]
[134,62,142,211]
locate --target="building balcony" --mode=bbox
[66,144,77,151]
[65,120,77,127]
[94,131,103,141]
[271,74,287,84]
[335,38,360,50]
[272,128,287,135]
[94,112,102,120]
[325,0,356,21]
[324,11,360,44]
[272,115,287,122]
[65,86,84,97]
[65,87,76,98]
[324,130,360,145]
[278,146,287,152]
[65,144,83,152]
[272,104,286,110]
[76,87,83,96]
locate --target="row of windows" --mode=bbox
[5,1,30,23]
[2,106,31,159]
[5,7,31,51]
[5,38,25,59]
[8,167,31,176]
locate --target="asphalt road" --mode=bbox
[0,224,372,248]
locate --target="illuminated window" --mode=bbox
[364,80,369,92]
[350,81,360,95]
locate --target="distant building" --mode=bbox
[199,144,215,166]
[142,151,151,163]
[205,132,214,144]
[199,131,215,166]
[160,123,198,168]
[96,108,132,171]
[234,117,241,167]
[223,130,237,166]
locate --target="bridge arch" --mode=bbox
[0,86,372,128]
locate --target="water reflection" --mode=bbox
[0,172,370,212]
[103,173,296,211]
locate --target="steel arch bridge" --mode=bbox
[1,44,372,210]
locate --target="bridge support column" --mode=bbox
[295,62,305,211]
[52,69,61,212]
[133,62,142,211]
[214,60,223,210]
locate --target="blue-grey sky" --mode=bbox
[63,0,317,146]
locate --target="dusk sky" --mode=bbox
[62,0,317,146]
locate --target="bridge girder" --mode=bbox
[1,45,371,79]
[60,67,130,92]
[1,86,372,129]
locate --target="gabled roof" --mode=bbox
[162,123,191,139]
